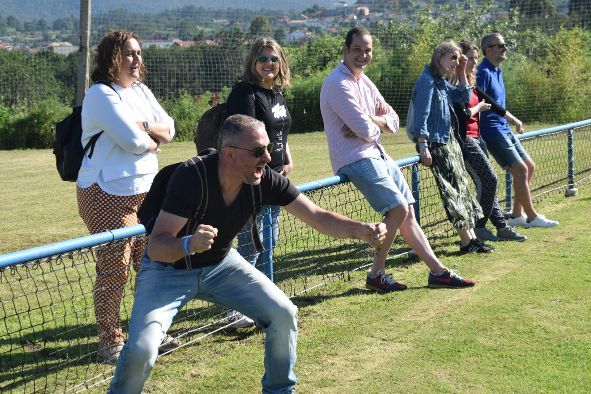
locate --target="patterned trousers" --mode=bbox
[77,184,147,347]
[461,136,507,229]
[429,135,483,229]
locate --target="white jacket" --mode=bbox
[77,82,175,196]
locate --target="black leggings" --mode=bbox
[461,136,507,229]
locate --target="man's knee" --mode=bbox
[384,204,409,224]
[508,161,528,180]
[124,332,160,370]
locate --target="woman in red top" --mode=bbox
[452,39,526,242]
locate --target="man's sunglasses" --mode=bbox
[228,143,275,158]
[256,55,279,64]
[488,43,508,49]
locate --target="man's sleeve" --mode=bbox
[161,164,202,218]
[476,69,491,94]
[375,90,399,134]
[324,77,381,142]
[263,168,300,207]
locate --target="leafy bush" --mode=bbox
[161,90,216,142]
[0,99,70,149]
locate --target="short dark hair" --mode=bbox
[218,114,265,150]
[91,30,146,83]
[345,27,371,49]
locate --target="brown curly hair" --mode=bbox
[91,30,146,83]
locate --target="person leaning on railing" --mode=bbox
[76,30,175,365]
[449,39,527,243]
[320,27,475,292]
[407,39,494,254]
[476,32,558,229]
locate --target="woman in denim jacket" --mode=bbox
[407,40,493,253]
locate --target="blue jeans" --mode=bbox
[108,249,297,394]
[236,205,280,281]
[485,132,530,169]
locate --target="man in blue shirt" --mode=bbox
[477,33,558,228]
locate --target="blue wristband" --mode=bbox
[182,235,194,256]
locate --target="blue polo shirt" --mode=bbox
[477,58,512,140]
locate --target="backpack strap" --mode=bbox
[183,155,208,270]
[249,184,263,253]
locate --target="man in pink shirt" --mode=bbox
[320,27,475,291]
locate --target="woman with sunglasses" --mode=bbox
[450,39,527,243]
[225,37,292,327]
[407,40,493,254]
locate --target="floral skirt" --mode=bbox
[429,135,483,229]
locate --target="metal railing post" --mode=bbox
[262,207,274,282]
[504,171,513,213]
[411,163,421,225]
[565,127,578,197]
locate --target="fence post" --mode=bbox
[565,127,578,197]
[262,207,274,282]
[504,171,513,213]
[411,164,421,225]
[76,0,91,106]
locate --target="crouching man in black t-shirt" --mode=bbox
[109,114,387,393]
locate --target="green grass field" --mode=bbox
[1,123,590,392]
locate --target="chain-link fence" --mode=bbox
[1,123,590,392]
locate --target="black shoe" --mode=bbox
[460,239,494,254]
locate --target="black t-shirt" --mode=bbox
[226,82,292,172]
[161,153,300,268]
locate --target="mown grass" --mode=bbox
[2,122,589,393]
[118,193,590,393]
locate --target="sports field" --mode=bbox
[1,127,590,392]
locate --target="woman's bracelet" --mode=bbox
[182,235,194,256]
[418,142,429,151]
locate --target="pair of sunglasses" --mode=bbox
[228,143,275,158]
[488,43,507,49]
[256,55,279,64]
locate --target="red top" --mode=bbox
[465,89,480,138]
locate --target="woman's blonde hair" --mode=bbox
[429,39,461,78]
[242,37,291,89]
[91,30,146,83]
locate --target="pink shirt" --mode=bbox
[320,62,399,173]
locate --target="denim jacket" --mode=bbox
[407,65,471,144]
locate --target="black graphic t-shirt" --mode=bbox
[226,82,292,172]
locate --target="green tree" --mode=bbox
[249,16,272,38]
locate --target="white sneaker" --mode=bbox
[506,214,528,227]
[226,310,255,328]
[525,214,559,228]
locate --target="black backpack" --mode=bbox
[137,152,263,265]
[53,81,118,181]
[194,84,255,153]
[194,103,228,153]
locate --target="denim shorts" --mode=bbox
[486,133,530,169]
[338,154,415,215]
